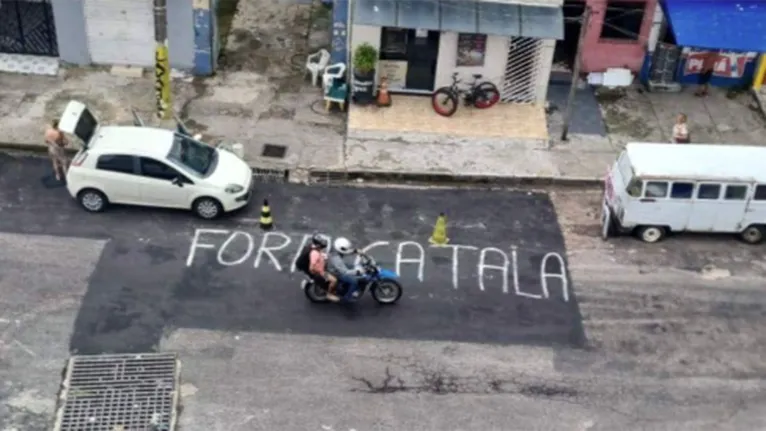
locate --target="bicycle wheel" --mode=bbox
[473,82,500,109]
[432,87,458,117]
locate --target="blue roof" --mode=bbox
[663,0,766,52]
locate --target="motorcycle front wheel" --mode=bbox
[371,279,403,305]
[303,281,329,303]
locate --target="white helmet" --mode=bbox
[333,237,353,255]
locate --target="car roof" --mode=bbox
[90,126,175,159]
[625,142,766,183]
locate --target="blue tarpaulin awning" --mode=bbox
[354,0,564,40]
[663,0,766,52]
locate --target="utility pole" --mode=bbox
[561,7,591,141]
[154,0,171,120]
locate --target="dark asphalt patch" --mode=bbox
[0,154,585,354]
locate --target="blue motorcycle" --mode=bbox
[302,252,403,304]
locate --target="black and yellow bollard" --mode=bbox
[259,199,273,230]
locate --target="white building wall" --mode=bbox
[434,32,508,91]
[351,24,554,103]
[534,39,556,104]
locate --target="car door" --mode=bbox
[137,157,194,209]
[93,154,141,204]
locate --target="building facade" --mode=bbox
[0,0,217,74]
[641,0,765,90]
[574,0,658,74]
[349,0,564,105]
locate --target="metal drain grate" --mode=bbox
[54,353,180,431]
[261,144,287,159]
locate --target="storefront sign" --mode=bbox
[378,60,408,89]
[456,33,487,67]
[682,48,757,79]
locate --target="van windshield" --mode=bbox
[617,151,634,184]
[167,133,218,177]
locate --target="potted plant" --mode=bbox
[352,43,378,104]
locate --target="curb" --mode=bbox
[308,170,604,188]
[0,142,604,188]
[0,141,78,156]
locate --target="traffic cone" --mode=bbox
[428,213,449,245]
[259,199,273,230]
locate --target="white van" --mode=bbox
[602,143,766,244]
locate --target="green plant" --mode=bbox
[353,43,378,75]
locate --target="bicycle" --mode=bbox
[431,72,500,117]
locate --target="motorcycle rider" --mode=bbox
[326,237,362,301]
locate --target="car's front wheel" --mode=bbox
[77,189,108,213]
[193,197,223,220]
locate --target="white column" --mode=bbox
[534,39,556,105]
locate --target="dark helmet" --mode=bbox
[311,234,328,249]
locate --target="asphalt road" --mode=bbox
[3,153,766,431]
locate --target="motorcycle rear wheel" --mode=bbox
[371,279,403,305]
[304,281,329,303]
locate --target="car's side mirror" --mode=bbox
[171,176,183,187]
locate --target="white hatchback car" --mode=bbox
[60,100,253,219]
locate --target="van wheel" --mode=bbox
[636,226,665,243]
[740,225,764,244]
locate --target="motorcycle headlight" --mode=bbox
[225,184,244,194]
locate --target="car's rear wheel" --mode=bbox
[77,189,108,213]
[193,197,223,220]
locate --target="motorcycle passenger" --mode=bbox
[308,235,336,284]
[296,234,336,289]
[327,237,362,301]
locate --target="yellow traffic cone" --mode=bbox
[429,213,449,245]
[259,199,273,230]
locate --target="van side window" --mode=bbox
[754,185,766,201]
[724,185,748,200]
[696,184,721,200]
[626,179,642,197]
[644,181,668,198]
[670,182,694,199]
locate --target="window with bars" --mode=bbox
[599,1,646,41]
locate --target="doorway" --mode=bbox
[379,27,440,92]
[0,0,58,56]
[552,0,584,72]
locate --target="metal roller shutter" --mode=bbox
[84,0,154,66]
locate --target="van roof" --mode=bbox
[625,143,766,183]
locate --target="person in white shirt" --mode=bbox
[672,113,690,143]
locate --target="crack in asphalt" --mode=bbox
[351,366,579,398]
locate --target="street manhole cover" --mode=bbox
[261,144,287,159]
[54,353,180,431]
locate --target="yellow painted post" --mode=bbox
[753,54,766,91]
[155,43,172,120]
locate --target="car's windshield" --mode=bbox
[167,133,217,176]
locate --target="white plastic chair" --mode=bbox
[306,49,330,87]
[322,62,346,89]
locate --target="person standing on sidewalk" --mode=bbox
[672,113,690,143]
[44,120,69,181]
[694,54,715,97]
